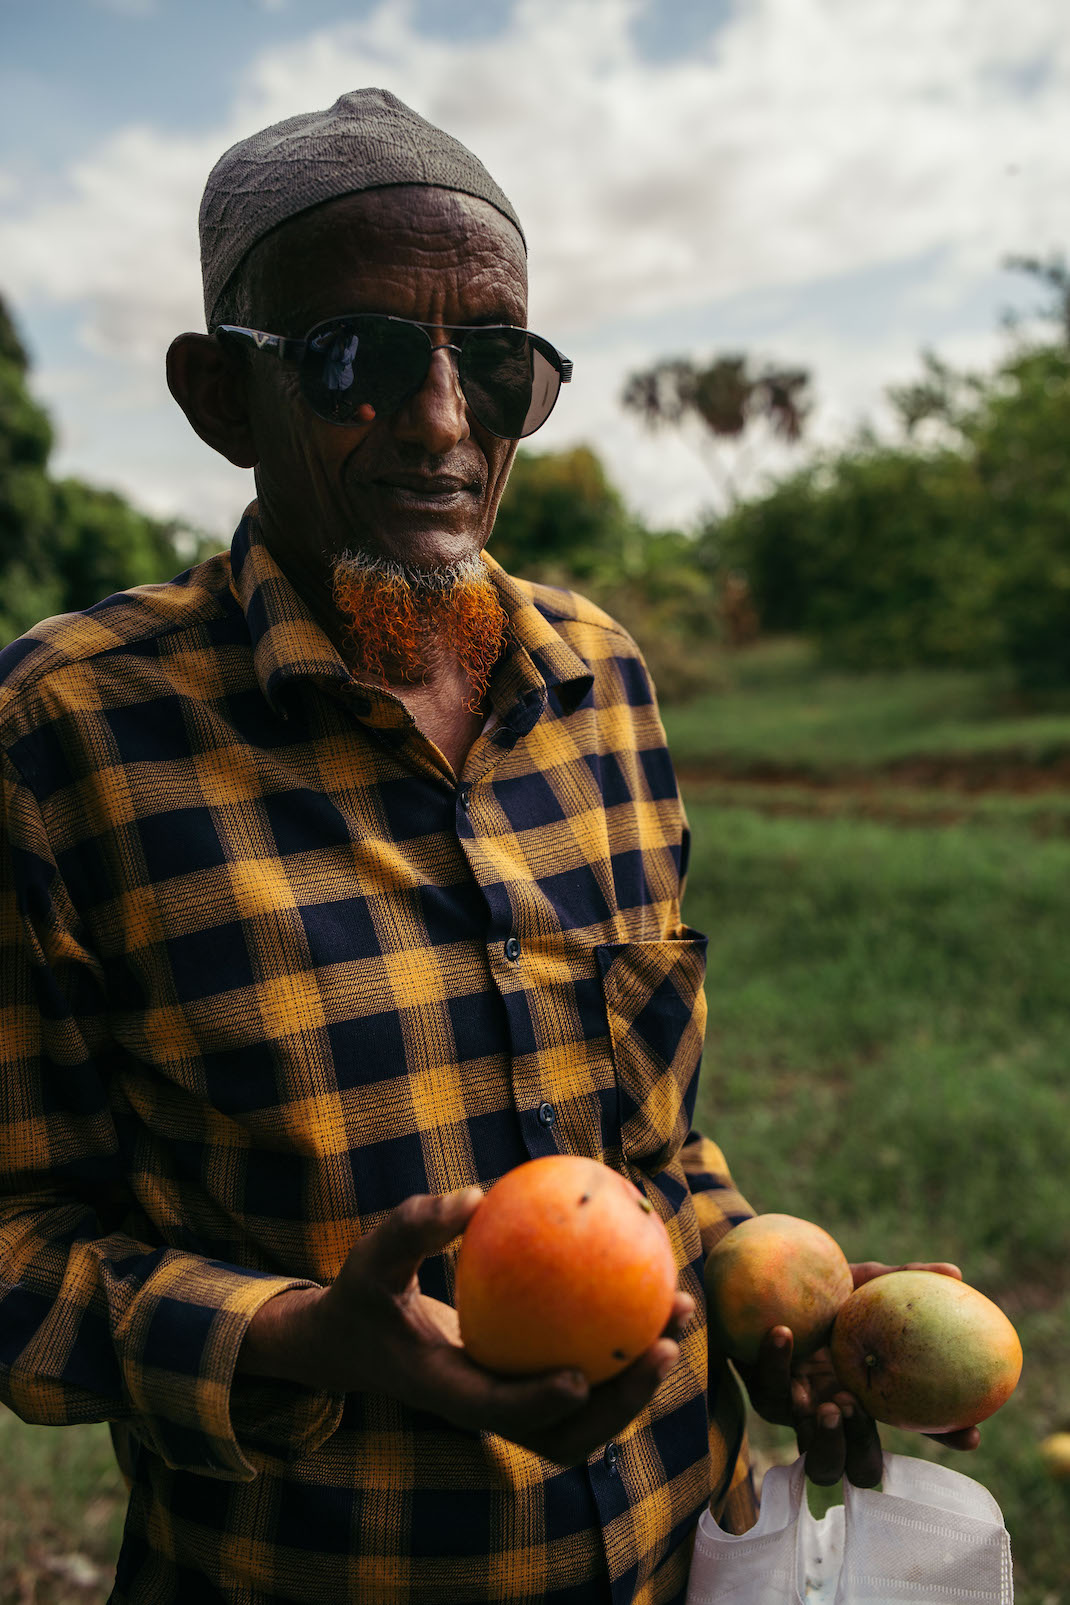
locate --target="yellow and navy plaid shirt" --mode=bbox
[0,511,754,1604]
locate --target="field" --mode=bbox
[3,641,1070,1601]
[672,643,1070,1605]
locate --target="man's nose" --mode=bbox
[392,345,470,453]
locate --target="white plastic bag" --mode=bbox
[686,1452,1013,1604]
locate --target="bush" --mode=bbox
[490,445,633,582]
[710,341,1070,687]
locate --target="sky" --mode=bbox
[1,0,1068,540]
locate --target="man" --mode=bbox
[0,90,975,1603]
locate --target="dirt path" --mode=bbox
[676,751,1070,831]
[675,750,1070,794]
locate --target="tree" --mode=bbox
[970,341,1070,686]
[1002,252,1070,346]
[490,445,636,583]
[0,299,56,619]
[713,334,1070,686]
[621,352,811,507]
[0,293,217,646]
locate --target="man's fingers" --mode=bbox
[528,1337,680,1465]
[850,1261,895,1288]
[732,1325,796,1427]
[750,1325,794,1419]
[802,1402,882,1489]
[802,1402,847,1486]
[663,1291,696,1342]
[760,1324,794,1388]
[413,1343,591,1437]
[473,1336,681,1467]
[926,1425,981,1451]
[851,1260,964,1288]
[421,1336,677,1463]
[798,1397,883,1489]
[842,1401,883,1488]
[358,1188,483,1293]
[902,1261,963,1281]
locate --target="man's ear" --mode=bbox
[166,333,259,469]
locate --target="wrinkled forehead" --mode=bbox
[242,187,529,332]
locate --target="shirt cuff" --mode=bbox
[119,1253,344,1480]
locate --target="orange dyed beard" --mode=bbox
[331,552,509,709]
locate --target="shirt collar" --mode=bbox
[480,553,594,732]
[229,508,353,717]
[229,508,594,728]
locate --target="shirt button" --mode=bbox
[537,1101,556,1127]
[458,786,471,811]
[504,936,522,962]
[603,1441,619,1474]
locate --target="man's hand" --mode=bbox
[732,1260,982,1487]
[239,1188,694,1466]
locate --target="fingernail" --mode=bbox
[819,1406,841,1431]
[772,1329,790,1350]
[840,1402,854,1421]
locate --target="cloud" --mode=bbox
[3,0,1069,530]
[90,0,159,15]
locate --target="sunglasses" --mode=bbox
[217,314,573,439]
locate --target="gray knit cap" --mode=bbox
[199,87,526,328]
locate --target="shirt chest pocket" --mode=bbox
[596,932,708,1173]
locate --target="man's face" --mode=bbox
[238,186,528,584]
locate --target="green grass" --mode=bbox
[0,1411,125,1601]
[686,802,1070,1601]
[664,637,1070,770]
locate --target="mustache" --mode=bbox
[333,548,489,594]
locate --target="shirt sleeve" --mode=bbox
[0,748,344,1481]
[679,1130,755,1258]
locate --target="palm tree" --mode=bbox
[621,353,811,506]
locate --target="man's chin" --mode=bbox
[331,549,508,700]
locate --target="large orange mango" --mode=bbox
[831,1270,1022,1432]
[704,1213,854,1364]
[455,1155,678,1385]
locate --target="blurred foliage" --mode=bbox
[621,353,810,444]
[621,351,811,512]
[0,295,217,647]
[492,445,718,701]
[1002,249,1070,344]
[708,335,1070,688]
[490,444,630,582]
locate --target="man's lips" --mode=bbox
[376,472,482,500]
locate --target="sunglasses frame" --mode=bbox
[217,314,573,439]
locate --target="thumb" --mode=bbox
[360,1188,484,1294]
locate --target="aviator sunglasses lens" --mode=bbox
[459,329,535,438]
[460,331,564,438]
[302,317,430,425]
